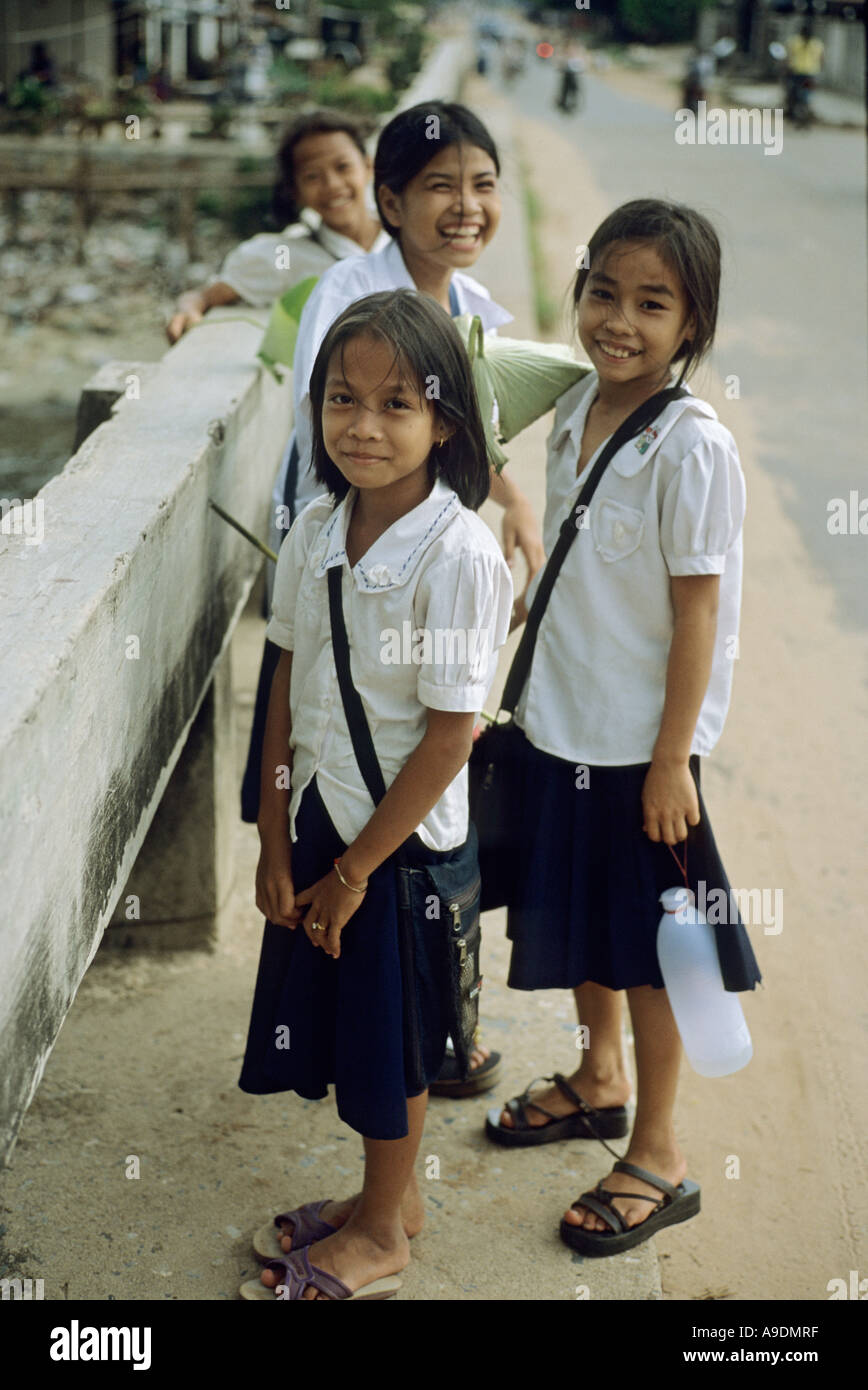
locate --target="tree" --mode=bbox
[617,0,712,43]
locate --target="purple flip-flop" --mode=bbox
[251,1200,339,1263]
[240,1248,401,1301]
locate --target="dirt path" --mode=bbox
[512,99,868,1302]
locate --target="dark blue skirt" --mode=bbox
[238,775,456,1139]
[505,730,761,994]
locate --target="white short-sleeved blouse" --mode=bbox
[515,373,745,765]
[214,211,391,307]
[266,476,514,851]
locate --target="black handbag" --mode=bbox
[327,566,483,1089]
[469,386,688,912]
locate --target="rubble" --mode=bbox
[0,189,242,493]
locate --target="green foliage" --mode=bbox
[206,101,234,139]
[617,0,710,43]
[386,26,425,93]
[225,186,274,240]
[321,0,402,38]
[269,57,310,98]
[337,85,396,116]
[4,77,61,133]
[310,76,394,114]
[194,190,223,218]
[190,183,272,236]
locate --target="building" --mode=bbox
[0,0,310,100]
[698,0,866,97]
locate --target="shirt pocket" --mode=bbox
[593,499,646,563]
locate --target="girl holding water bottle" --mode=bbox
[485,199,761,1256]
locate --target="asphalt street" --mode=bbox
[507,60,868,632]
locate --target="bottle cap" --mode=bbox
[660,886,695,913]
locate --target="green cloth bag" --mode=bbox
[453,313,593,471]
[256,275,320,382]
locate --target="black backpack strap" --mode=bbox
[327,564,387,807]
[500,385,688,714]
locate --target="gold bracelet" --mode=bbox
[333,858,367,893]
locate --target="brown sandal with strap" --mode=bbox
[485,1072,629,1148]
[559,1160,701,1256]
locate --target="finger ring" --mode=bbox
[310,921,325,933]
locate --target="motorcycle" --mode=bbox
[770,41,815,128]
[556,61,584,114]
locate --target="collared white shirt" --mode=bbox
[266,476,513,851]
[515,372,745,765]
[214,210,391,307]
[290,237,513,514]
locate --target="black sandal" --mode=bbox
[428,1047,502,1098]
[559,1160,701,1256]
[484,1073,629,1148]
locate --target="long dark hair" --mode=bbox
[373,102,500,238]
[572,199,721,382]
[272,109,373,226]
[308,289,491,510]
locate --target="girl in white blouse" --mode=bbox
[241,104,543,1105]
[166,109,388,342]
[486,200,761,1257]
[238,289,512,1300]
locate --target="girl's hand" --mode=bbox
[509,587,530,634]
[255,840,303,928]
[293,867,367,960]
[166,292,206,343]
[501,498,546,577]
[642,760,701,846]
[165,297,203,340]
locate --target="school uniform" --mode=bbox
[213,208,391,308]
[241,241,512,823]
[238,478,514,1138]
[506,372,761,994]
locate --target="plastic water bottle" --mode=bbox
[657,887,753,1077]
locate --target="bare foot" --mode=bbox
[263,1222,410,1300]
[278,1180,425,1253]
[499,1067,631,1129]
[562,1146,687,1234]
[470,1041,491,1070]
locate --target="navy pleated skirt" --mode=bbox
[505,729,761,994]
[238,774,453,1140]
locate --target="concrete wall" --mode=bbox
[394,37,471,113]
[0,32,469,1169]
[0,313,291,1166]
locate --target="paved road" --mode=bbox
[507,60,868,631]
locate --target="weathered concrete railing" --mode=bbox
[0,33,470,1169]
[0,313,291,1166]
